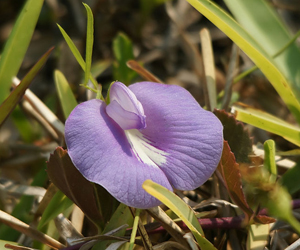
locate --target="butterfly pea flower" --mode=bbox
[65,81,223,209]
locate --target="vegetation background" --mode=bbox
[1,0,300,249]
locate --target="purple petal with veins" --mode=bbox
[65,81,223,208]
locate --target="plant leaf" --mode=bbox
[83,3,94,86]
[223,0,300,96]
[185,0,300,123]
[90,60,111,79]
[143,180,217,250]
[0,167,48,241]
[126,60,162,83]
[91,203,133,249]
[217,140,254,219]
[113,33,137,85]
[57,24,98,89]
[280,161,300,195]
[54,70,77,119]
[0,47,54,127]
[200,28,217,111]
[0,0,44,103]
[146,206,189,248]
[46,147,103,229]
[219,141,275,224]
[263,140,277,183]
[214,109,252,163]
[37,190,73,229]
[232,103,300,146]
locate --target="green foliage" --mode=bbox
[143,180,217,250]
[245,170,300,234]
[57,24,98,92]
[223,0,300,98]
[218,141,275,224]
[214,109,252,163]
[11,106,40,143]
[0,0,44,103]
[37,190,73,229]
[83,3,94,86]
[34,204,74,250]
[218,141,253,217]
[47,147,105,230]
[185,0,300,123]
[0,167,48,241]
[113,33,138,86]
[280,162,300,195]
[2,1,300,248]
[232,104,300,146]
[90,60,111,80]
[263,140,277,183]
[0,240,19,249]
[128,209,141,250]
[91,203,133,249]
[54,70,77,120]
[0,47,53,127]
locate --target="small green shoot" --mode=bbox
[263,140,277,183]
[129,209,141,250]
[83,3,94,86]
[57,24,101,97]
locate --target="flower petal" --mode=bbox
[106,81,146,130]
[65,99,172,209]
[129,82,223,190]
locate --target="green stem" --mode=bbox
[79,84,97,93]
[129,209,141,250]
[286,213,300,235]
[273,29,300,58]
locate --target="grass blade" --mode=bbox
[37,191,73,229]
[0,168,48,241]
[83,3,94,86]
[232,104,300,146]
[0,47,54,126]
[185,0,300,123]
[54,70,77,119]
[223,0,300,94]
[0,0,44,103]
[143,180,217,250]
[200,28,217,111]
[57,24,98,90]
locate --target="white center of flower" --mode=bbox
[125,129,168,168]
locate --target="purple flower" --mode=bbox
[65,81,223,208]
